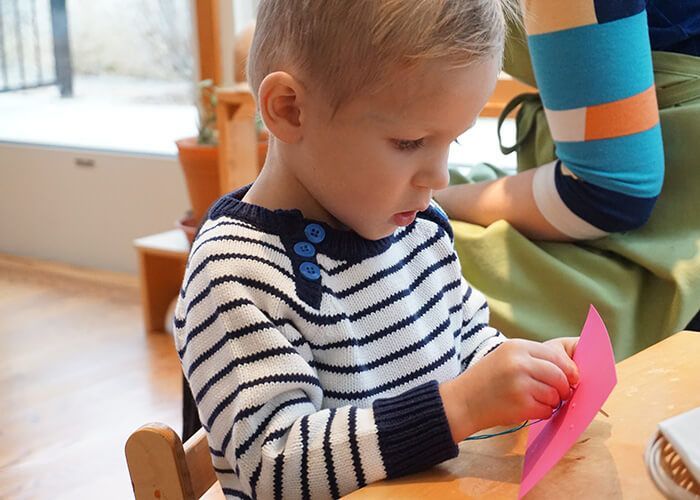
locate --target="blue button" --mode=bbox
[304,223,326,244]
[299,262,321,281]
[294,241,316,258]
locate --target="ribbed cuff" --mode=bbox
[373,380,459,478]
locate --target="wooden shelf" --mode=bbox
[216,83,261,193]
[134,230,189,334]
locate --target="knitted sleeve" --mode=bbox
[173,262,459,499]
[456,277,506,372]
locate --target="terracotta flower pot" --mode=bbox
[176,211,199,244]
[176,137,220,223]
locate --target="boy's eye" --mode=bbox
[392,138,425,151]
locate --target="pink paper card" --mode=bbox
[519,305,617,498]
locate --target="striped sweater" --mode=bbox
[173,185,505,499]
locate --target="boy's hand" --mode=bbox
[544,336,579,361]
[439,338,580,442]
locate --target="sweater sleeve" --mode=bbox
[456,276,505,372]
[173,266,459,500]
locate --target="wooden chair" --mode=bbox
[125,423,224,499]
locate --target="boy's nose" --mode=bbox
[414,157,450,191]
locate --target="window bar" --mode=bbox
[31,0,42,83]
[0,0,8,88]
[12,0,26,86]
[50,0,72,96]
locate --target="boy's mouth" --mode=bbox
[393,210,418,226]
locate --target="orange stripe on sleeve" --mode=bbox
[584,85,659,141]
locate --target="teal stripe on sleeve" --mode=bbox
[556,125,664,197]
[528,11,653,110]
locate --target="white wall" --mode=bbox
[0,143,189,274]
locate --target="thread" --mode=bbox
[463,400,565,441]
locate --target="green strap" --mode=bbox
[656,77,700,108]
[497,92,541,155]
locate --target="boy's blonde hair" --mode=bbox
[248,0,519,112]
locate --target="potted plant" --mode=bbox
[175,79,220,243]
[175,79,269,243]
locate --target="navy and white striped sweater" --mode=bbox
[173,185,505,499]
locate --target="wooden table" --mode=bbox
[345,331,700,499]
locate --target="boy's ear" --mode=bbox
[258,72,303,144]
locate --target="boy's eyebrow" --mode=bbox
[366,110,478,136]
[363,111,395,124]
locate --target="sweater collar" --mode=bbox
[208,184,408,261]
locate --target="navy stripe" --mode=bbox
[461,322,487,342]
[348,407,367,487]
[262,426,288,446]
[325,223,420,276]
[461,336,502,370]
[265,278,461,353]
[209,446,225,457]
[462,285,473,304]
[195,346,299,403]
[184,233,446,303]
[233,396,311,459]
[190,233,285,269]
[250,460,263,497]
[187,219,262,269]
[234,402,265,425]
[316,279,461,351]
[300,416,311,500]
[345,254,456,321]
[206,373,321,429]
[187,320,279,376]
[324,346,456,401]
[219,426,234,458]
[323,409,340,499]
[273,454,284,500]
[221,488,252,499]
[334,229,443,298]
[197,218,258,240]
[175,297,253,350]
[182,252,294,298]
[179,263,460,352]
[183,250,455,323]
[313,317,450,374]
[213,466,236,474]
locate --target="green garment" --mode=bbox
[451,31,700,360]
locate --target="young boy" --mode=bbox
[174,1,579,498]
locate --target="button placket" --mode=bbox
[294,224,326,282]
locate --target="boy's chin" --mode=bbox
[355,224,396,241]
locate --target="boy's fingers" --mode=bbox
[533,342,579,386]
[527,397,557,421]
[530,380,560,408]
[528,358,570,401]
[560,337,579,359]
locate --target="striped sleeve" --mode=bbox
[174,267,459,499]
[524,0,664,237]
[457,277,505,372]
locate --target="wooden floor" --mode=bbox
[0,254,182,499]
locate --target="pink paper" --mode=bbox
[519,305,617,498]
